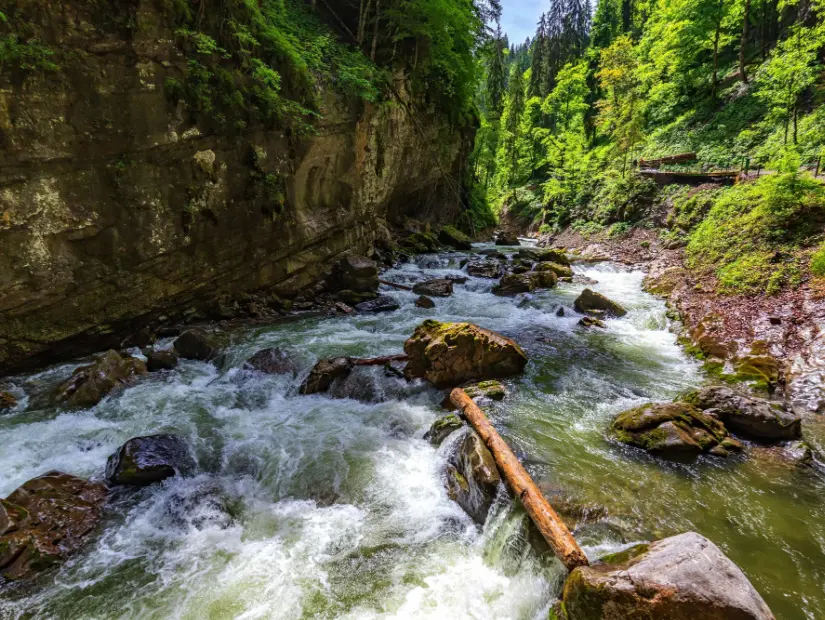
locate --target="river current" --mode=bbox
[1,244,824,619]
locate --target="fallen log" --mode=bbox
[379,279,413,291]
[351,354,409,366]
[450,387,589,572]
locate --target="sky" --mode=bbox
[500,0,545,45]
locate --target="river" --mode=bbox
[1,244,823,619]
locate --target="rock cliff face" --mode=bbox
[0,1,472,373]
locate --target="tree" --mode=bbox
[486,23,507,116]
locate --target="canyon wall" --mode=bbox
[0,0,472,373]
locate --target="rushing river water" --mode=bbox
[1,244,824,619]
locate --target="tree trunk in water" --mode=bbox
[378,279,412,291]
[740,0,750,82]
[351,354,409,366]
[450,388,590,572]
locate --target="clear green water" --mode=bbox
[1,246,823,619]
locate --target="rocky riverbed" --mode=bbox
[1,243,823,619]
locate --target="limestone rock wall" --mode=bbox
[0,1,471,373]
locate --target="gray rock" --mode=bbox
[174,329,220,361]
[445,431,501,524]
[424,414,464,446]
[56,350,147,407]
[146,349,179,372]
[355,295,400,313]
[467,261,503,278]
[574,288,628,317]
[106,434,195,486]
[415,295,435,309]
[412,279,454,297]
[245,347,298,375]
[492,273,535,296]
[299,356,353,394]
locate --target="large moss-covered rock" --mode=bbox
[56,350,147,408]
[492,273,536,296]
[574,289,628,318]
[532,269,558,289]
[0,471,107,582]
[536,248,571,265]
[403,320,528,388]
[612,402,737,458]
[535,261,573,278]
[467,261,503,279]
[299,356,354,394]
[682,386,801,440]
[560,532,775,620]
[424,414,465,446]
[445,431,501,524]
[439,225,473,250]
[105,434,195,486]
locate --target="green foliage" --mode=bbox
[0,8,58,76]
[687,171,825,294]
[811,243,825,277]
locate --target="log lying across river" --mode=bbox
[450,388,590,572]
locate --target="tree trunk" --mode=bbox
[793,104,798,144]
[450,388,590,572]
[351,354,409,366]
[740,0,750,82]
[712,21,721,96]
[378,279,412,291]
[370,0,381,61]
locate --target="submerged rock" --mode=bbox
[464,380,507,401]
[560,532,775,620]
[682,386,801,440]
[492,273,536,296]
[412,278,454,297]
[299,356,354,394]
[245,347,298,376]
[424,413,465,446]
[355,295,400,313]
[415,295,435,309]
[478,249,506,259]
[56,350,147,407]
[404,320,528,388]
[145,349,179,372]
[467,261,503,279]
[106,434,195,486]
[438,225,473,250]
[446,431,501,524]
[0,471,107,582]
[574,288,627,318]
[611,402,736,458]
[0,391,17,411]
[578,316,606,329]
[173,329,220,361]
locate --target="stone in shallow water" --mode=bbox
[467,261,503,279]
[559,532,775,620]
[244,347,298,375]
[299,356,353,394]
[0,391,17,411]
[682,386,801,441]
[445,431,501,524]
[492,273,535,296]
[438,225,473,250]
[355,295,400,313]
[56,350,147,407]
[403,320,528,388]
[424,413,464,446]
[0,471,107,582]
[173,329,220,361]
[105,434,195,486]
[329,254,379,293]
[578,316,606,329]
[412,278,454,297]
[415,295,435,309]
[146,349,179,372]
[574,288,627,317]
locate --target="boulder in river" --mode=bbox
[611,402,739,458]
[465,380,507,401]
[574,288,628,317]
[535,261,573,278]
[492,273,536,296]
[578,316,606,329]
[532,270,558,289]
[424,413,465,446]
[438,225,473,250]
[494,233,520,246]
[329,254,379,294]
[0,391,17,411]
[56,350,147,407]
[0,471,107,582]
[467,261,503,279]
[355,295,400,313]
[536,248,571,265]
[415,295,435,309]
[105,434,195,486]
[146,349,180,372]
[173,329,220,361]
[446,431,501,524]
[682,386,801,441]
[559,532,775,620]
[478,249,506,259]
[404,320,528,388]
[245,347,298,376]
[300,356,354,394]
[412,279,454,297]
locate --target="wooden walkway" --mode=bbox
[638,169,738,186]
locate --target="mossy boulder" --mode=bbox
[492,273,536,296]
[574,288,627,318]
[439,225,473,250]
[532,270,558,289]
[105,434,195,486]
[299,356,354,394]
[412,278,454,297]
[478,249,506,259]
[0,391,17,411]
[578,317,606,329]
[0,471,107,582]
[535,248,571,266]
[56,350,148,408]
[681,386,801,440]
[445,431,501,524]
[404,320,527,388]
[173,329,220,362]
[401,232,442,254]
[424,413,464,446]
[467,261,503,279]
[612,402,735,458]
[245,347,298,376]
[465,380,507,401]
[535,261,573,278]
[560,532,774,620]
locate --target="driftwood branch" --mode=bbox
[450,388,589,572]
[379,279,413,291]
[351,354,409,366]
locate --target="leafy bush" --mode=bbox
[687,172,825,294]
[811,243,825,277]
